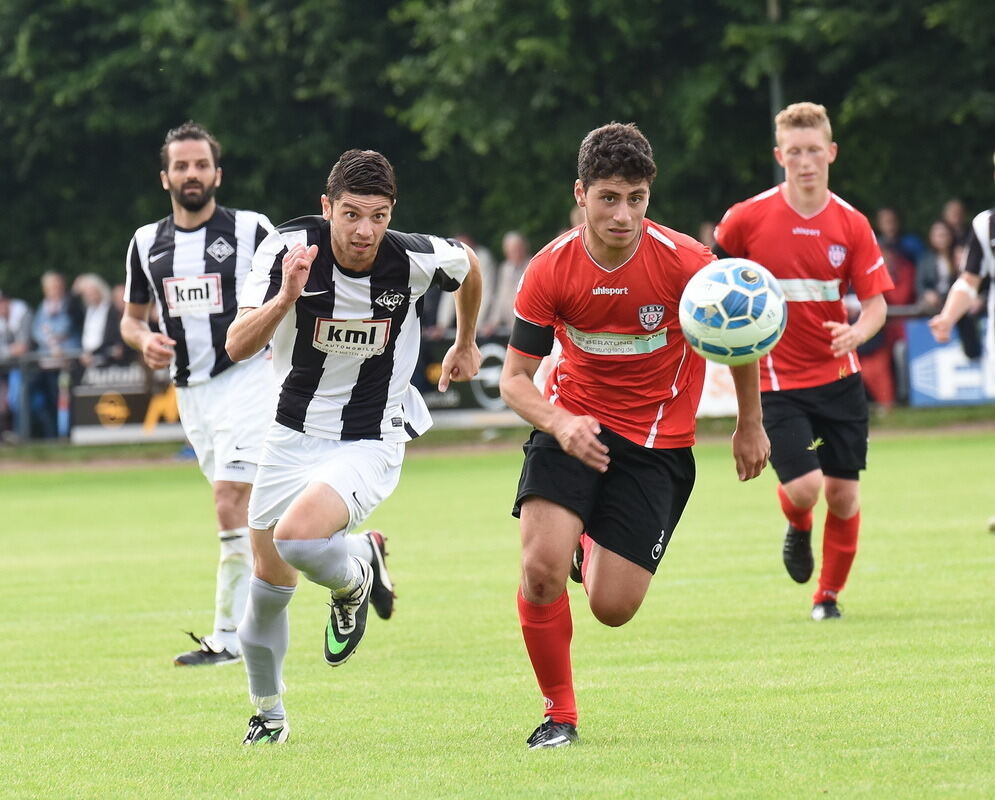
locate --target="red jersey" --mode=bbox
[714,184,893,391]
[511,219,713,448]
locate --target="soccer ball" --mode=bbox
[678,258,787,366]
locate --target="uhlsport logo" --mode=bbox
[162,273,223,317]
[638,304,665,331]
[651,529,667,561]
[312,318,391,358]
[827,244,847,268]
[592,286,629,296]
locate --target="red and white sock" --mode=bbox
[517,589,577,726]
[777,484,813,531]
[814,510,860,604]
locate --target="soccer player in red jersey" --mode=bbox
[499,123,770,748]
[713,102,894,621]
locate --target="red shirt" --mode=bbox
[714,185,893,391]
[512,219,713,448]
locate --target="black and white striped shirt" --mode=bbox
[125,206,274,386]
[963,206,995,354]
[240,216,470,441]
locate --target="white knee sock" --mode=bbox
[273,535,362,594]
[213,528,252,651]
[237,576,294,720]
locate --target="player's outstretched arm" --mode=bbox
[120,301,175,370]
[824,293,887,357]
[226,243,317,361]
[729,360,769,481]
[438,247,482,391]
[928,273,982,343]
[500,348,609,473]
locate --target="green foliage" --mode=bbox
[1,0,993,302]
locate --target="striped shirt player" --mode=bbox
[226,148,482,746]
[239,216,470,443]
[120,122,279,669]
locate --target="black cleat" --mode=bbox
[811,600,842,621]
[242,715,290,745]
[569,542,584,584]
[323,559,373,667]
[782,524,814,583]
[173,631,241,667]
[526,717,580,749]
[365,530,396,620]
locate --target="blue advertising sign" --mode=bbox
[906,318,993,406]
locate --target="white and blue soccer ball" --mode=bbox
[678,258,787,366]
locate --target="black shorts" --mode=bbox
[761,373,869,484]
[512,427,695,574]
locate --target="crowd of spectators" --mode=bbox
[0,271,131,441]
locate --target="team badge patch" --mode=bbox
[375,289,405,312]
[827,244,847,268]
[638,304,665,331]
[206,237,235,263]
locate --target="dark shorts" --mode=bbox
[512,427,696,574]
[761,373,869,484]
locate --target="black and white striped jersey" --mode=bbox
[240,216,470,441]
[963,206,995,354]
[125,206,274,386]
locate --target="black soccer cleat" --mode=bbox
[569,542,584,584]
[173,631,241,667]
[365,530,396,620]
[782,524,814,583]
[242,715,290,745]
[323,559,373,667]
[526,717,580,749]
[811,600,842,621]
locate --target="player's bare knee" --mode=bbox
[590,598,638,627]
[521,562,567,604]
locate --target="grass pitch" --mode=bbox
[2,429,993,799]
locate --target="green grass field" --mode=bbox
[2,429,993,799]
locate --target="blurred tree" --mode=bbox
[1,0,993,302]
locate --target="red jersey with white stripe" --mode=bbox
[714,184,892,391]
[512,219,712,448]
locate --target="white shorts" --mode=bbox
[248,424,405,533]
[176,355,277,484]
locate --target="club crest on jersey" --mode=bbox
[162,273,224,317]
[827,244,847,268]
[638,304,665,331]
[375,289,406,312]
[312,317,391,358]
[206,237,235,263]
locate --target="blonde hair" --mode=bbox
[775,102,832,143]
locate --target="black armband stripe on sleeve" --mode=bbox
[433,267,460,292]
[509,316,554,358]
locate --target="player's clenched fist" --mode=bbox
[280,243,319,301]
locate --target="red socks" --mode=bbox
[815,510,860,604]
[517,589,578,726]
[777,484,813,531]
[579,532,593,586]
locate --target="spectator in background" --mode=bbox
[875,207,926,265]
[73,273,126,367]
[482,231,530,336]
[857,244,917,412]
[426,232,496,338]
[30,270,80,438]
[916,220,959,313]
[0,289,32,439]
[941,197,971,248]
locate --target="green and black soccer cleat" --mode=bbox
[323,559,373,667]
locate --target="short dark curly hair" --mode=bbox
[577,122,656,189]
[326,149,397,203]
[160,121,221,171]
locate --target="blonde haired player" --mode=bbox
[714,102,894,620]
